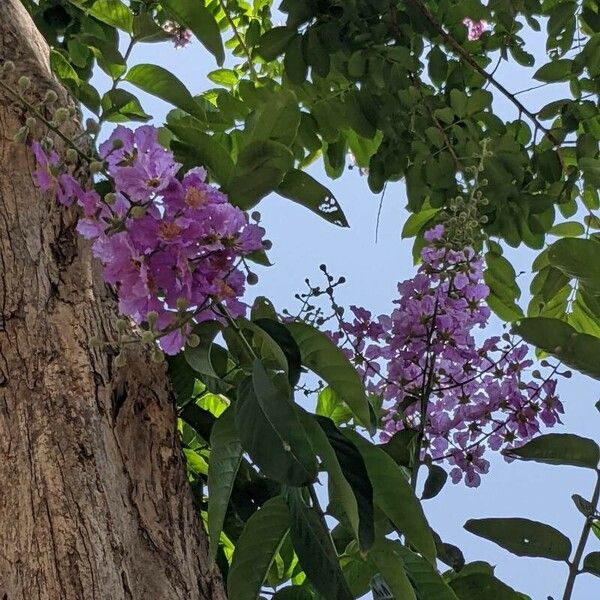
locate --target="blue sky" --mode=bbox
[91,18,599,599]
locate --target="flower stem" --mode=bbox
[562,469,600,600]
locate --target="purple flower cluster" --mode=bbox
[333,226,562,487]
[32,126,264,354]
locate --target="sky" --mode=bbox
[89,14,600,599]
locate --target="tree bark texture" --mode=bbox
[0,2,226,599]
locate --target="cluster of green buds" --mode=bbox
[439,138,492,250]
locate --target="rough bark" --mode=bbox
[0,2,226,599]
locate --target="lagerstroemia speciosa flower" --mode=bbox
[463,17,489,41]
[332,225,562,487]
[32,125,265,355]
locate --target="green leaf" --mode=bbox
[101,89,151,123]
[548,222,585,237]
[583,551,600,577]
[316,387,353,426]
[315,416,374,550]
[285,321,371,430]
[533,59,573,82]
[286,488,353,600]
[450,573,526,599]
[246,91,301,146]
[208,407,243,560]
[401,208,440,238]
[504,433,600,469]
[226,140,294,209]
[345,431,436,563]
[88,0,132,32]
[235,363,317,486]
[422,465,448,500]
[277,169,348,227]
[227,496,291,600]
[257,26,297,61]
[392,544,459,599]
[125,64,203,119]
[284,35,307,84]
[208,68,238,87]
[368,539,416,600]
[464,518,572,561]
[513,317,600,380]
[168,125,234,184]
[184,321,225,379]
[161,0,225,65]
[581,157,600,188]
[254,318,302,386]
[548,238,600,293]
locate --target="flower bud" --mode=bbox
[89,161,104,174]
[130,205,147,219]
[262,239,273,250]
[104,192,117,205]
[25,116,36,128]
[152,349,165,363]
[114,352,127,368]
[186,333,200,348]
[246,272,258,285]
[176,297,189,311]
[141,330,155,344]
[41,137,54,152]
[112,137,124,150]
[13,126,29,143]
[116,319,128,333]
[85,118,99,134]
[17,76,31,91]
[90,336,103,347]
[53,107,69,124]
[66,148,78,163]
[147,311,158,327]
[2,61,15,74]
[43,89,58,104]
[251,210,261,222]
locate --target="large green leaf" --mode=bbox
[254,318,302,386]
[88,0,132,31]
[344,431,436,563]
[277,169,349,227]
[226,140,294,209]
[168,123,234,184]
[584,551,600,577]
[227,496,291,600]
[257,26,298,61]
[235,363,317,486]
[513,317,600,379]
[504,433,600,469]
[285,321,371,430]
[548,238,600,293]
[316,387,353,426]
[161,0,225,65]
[392,544,459,600]
[368,539,416,600]
[450,573,526,599]
[207,407,243,560]
[300,413,374,550]
[286,488,354,600]
[125,64,204,119]
[464,518,572,561]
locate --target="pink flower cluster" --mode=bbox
[32,126,264,354]
[333,226,563,487]
[463,17,488,41]
[163,21,193,49]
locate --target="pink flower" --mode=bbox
[463,18,488,41]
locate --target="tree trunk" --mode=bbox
[0,2,226,599]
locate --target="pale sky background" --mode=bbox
[88,13,599,599]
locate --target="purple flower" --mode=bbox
[463,18,488,41]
